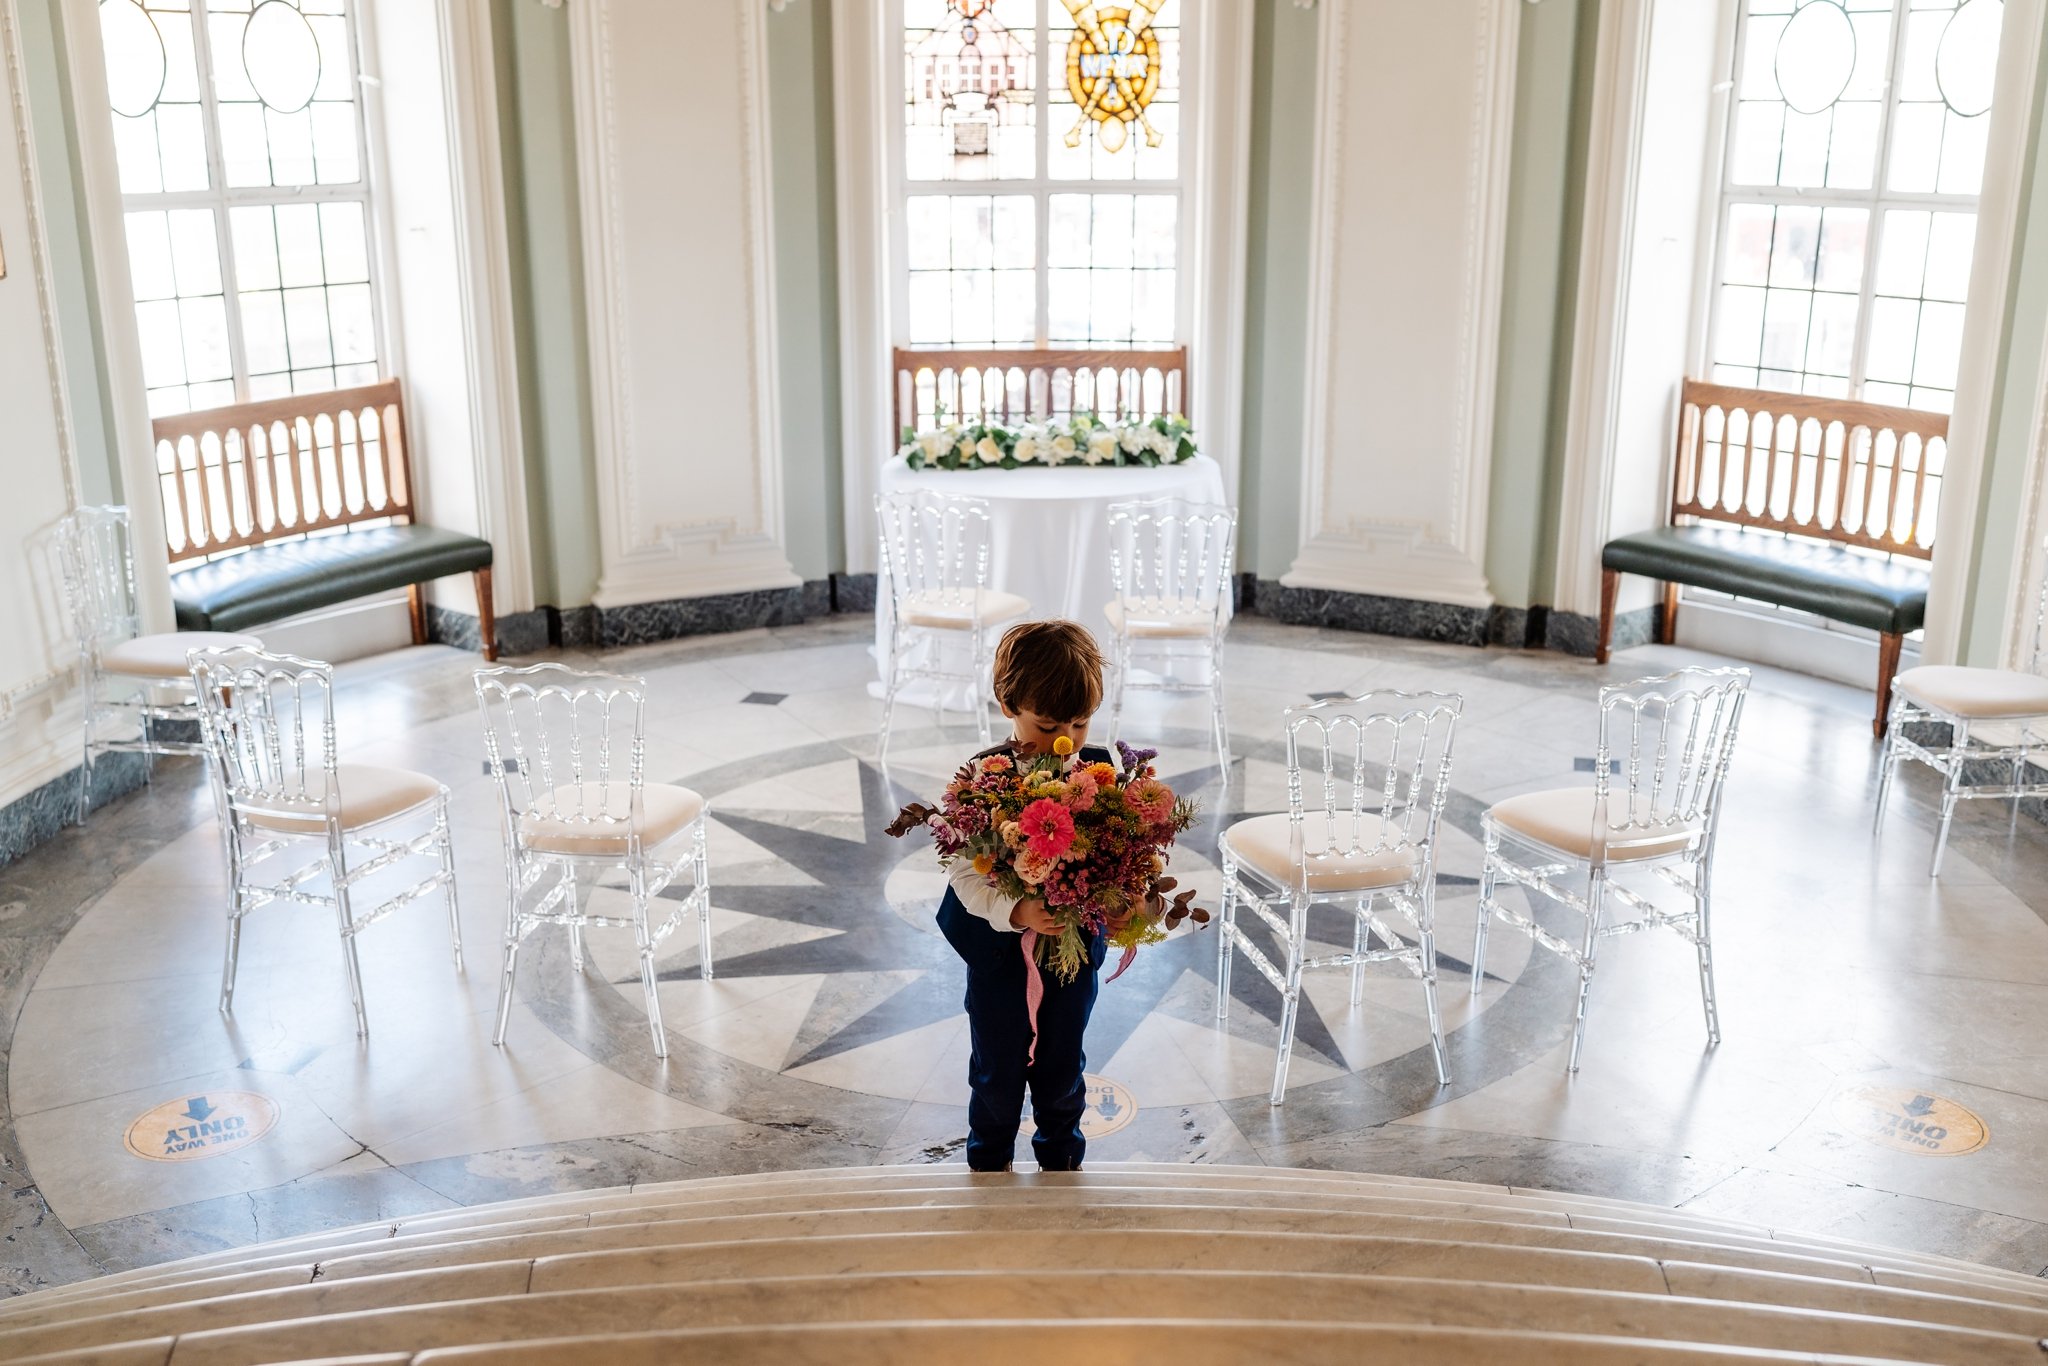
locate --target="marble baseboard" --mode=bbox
[831,573,878,614]
[598,587,809,648]
[557,605,601,648]
[1248,580,1493,647]
[0,752,148,869]
[1543,606,1659,658]
[427,605,551,658]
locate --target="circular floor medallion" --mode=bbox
[1829,1085,1988,1157]
[123,1090,281,1163]
[1022,1074,1137,1141]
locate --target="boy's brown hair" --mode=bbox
[992,620,1104,720]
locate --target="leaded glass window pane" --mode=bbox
[96,0,380,416]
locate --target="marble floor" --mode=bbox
[3,614,2047,1294]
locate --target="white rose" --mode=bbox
[1146,428,1175,457]
[918,430,952,462]
[1049,434,1078,463]
[1086,431,1119,465]
[1013,435,1038,463]
[955,434,978,460]
[1119,426,1147,454]
[975,436,1003,464]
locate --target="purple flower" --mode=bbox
[1115,740,1158,772]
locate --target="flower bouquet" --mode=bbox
[898,412,1197,472]
[887,736,1209,991]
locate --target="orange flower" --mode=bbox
[1087,762,1117,785]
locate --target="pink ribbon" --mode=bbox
[1106,943,1138,984]
[1020,929,1044,1066]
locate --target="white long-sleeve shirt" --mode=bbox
[949,862,1023,933]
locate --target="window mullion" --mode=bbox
[1847,0,1919,395]
[186,0,254,400]
[1036,0,1050,347]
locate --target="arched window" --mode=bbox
[94,0,381,416]
[897,0,1184,349]
[1708,0,2006,413]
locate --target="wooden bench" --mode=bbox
[1596,380,1945,737]
[152,379,498,660]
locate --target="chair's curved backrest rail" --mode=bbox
[1671,379,1946,558]
[151,380,413,564]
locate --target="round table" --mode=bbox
[872,454,1230,696]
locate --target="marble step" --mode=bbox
[1,1269,2044,1365]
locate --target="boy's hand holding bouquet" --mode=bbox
[888,736,1210,995]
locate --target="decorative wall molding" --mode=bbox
[833,0,890,578]
[1188,0,1255,501]
[1285,0,1519,610]
[568,0,798,608]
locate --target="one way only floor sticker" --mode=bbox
[1829,1085,1990,1157]
[123,1091,281,1163]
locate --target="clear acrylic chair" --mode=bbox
[475,662,713,1059]
[1471,666,1750,1073]
[56,506,262,823]
[1876,556,2048,876]
[1105,498,1237,771]
[1216,689,1463,1105]
[189,646,461,1038]
[875,490,1030,761]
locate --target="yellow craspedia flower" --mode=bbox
[1053,735,1075,756]
[972,853,995,876]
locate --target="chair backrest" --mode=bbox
[54,505,141,654]
[1107,498,1237,625]
[189,646,341,826]
[875,490,993,615]
[1593,666,1751,856]
[1282,690,1464,884]
[474,662,649,843]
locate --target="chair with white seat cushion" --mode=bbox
[1216,689,1463,1105]
[1105,499,1237,772]
[475,663,713,1059]
[1471,666,1749,1074]
[56,506,262,824]
[1876,565,2048,874]
[189,647,461,1037]
[875,490,1030,761]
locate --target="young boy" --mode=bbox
[936,620,1115,1173]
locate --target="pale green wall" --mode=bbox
[18,0,121,506]
[494,0,599,607]
[1486,0,1591,611]
[1236,0,1318,581]
[1958,3,2048,666]
[768,0,845,583]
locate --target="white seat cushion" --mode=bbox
[1487,787,1695,863]
[244,764,443,834]
[1104,598,1217,639]
[902,588,1030,629]
[520,782,706,856]
[1221,812,1420,892]
[102,631,263,679]
[1895,665,2048,720]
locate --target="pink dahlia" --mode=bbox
[1127,780,1175,825]
[1018,797,1077,859]
[1063,770,1099,812]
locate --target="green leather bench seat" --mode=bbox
[170,524,494,633]
[1601,525,1929,635]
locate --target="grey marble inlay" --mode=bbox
[429,604,552,658]
[1545,606,1658,658]
[831,573,879,614]
[598,587,808,647]
[1250,580,1492,648]
[0,753,147,870]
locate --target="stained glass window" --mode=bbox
[1710,0,2005,412]
[898,0,1183,349]
[96,0,380,415]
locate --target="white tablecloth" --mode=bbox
[872,454,1230,692]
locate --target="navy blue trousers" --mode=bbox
[937,889,1104,1172]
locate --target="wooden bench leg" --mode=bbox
[1659,581,1679,645]
[1595,568,1620,664]
[475,566,499,662]
[1874,630,1903,740]
[407,584,428,647]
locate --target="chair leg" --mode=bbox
[878,637,905,764]
[695,820,715,981]
[1419,881,1449,1086]
[1874,631,1903,740]
[75,681,95,826]
[1931,721,1968,877]
[435,796,463,974]
[1595,569,1620,665]
[1692,863,1721,1047]
[491,861,525,1047]
[1658,581,1680,646]
[1209,639,1231,773]
[1215,861,1237,1021]
[1269,893,1307,1106]
[474,567,499,662]
[1566,871,1606,1073]
[1872,695,1905,831]
[330,836,370,1039]
[408,583,428,646]
[1471,827,1499,995]
[569,923,586,974]
[972,626,992,747]
[1110,631,1129,749]
[631,865,668,1059]
[1349,901,1368,1006]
